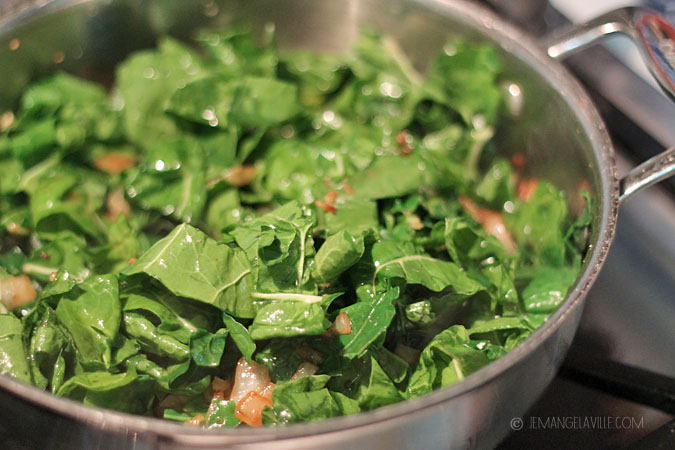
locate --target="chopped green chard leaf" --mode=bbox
[0,26,590,427]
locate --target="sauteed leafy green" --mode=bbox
[0,28,590,426]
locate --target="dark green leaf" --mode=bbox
[123,223,254,317]
[54,275,121,370]
[338,288,399,359]
[222,313,256,362]
[0,314,32,383]
[313,230,364,283]
[190,328,228,367]
[249,300,330,340]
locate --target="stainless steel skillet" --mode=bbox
[0,0,673,449]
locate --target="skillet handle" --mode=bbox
[544,7,675,101]
[619,147,675,204]
[544,7,675,203]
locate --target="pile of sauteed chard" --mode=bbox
[0,28,591,427]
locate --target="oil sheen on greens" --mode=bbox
[0,28,591,425]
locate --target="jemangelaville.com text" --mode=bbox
[529,416,644,430]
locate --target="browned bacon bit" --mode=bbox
[0,274,37,310]
[318,281,332,289]
[323,190,338,205]
[323,312,352,338]
[39,251,50,260]
[459,196,516,253]
[510,152,526,172]
[185,414,204,427]
[223,165,257,187]
[94,153,136,174]
[399,145,414,156]
[341,182,354,195]
[106,187,131,220]
[49,272,58,282]
[396,130,414,155]
[128,257,138,265]
[315,200,336,214]
[516,178,539,202]
[395,130,408,146]
[316,189,339,214]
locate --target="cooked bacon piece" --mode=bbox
[316,189,339,214]
[459,196,516,253]
[516,178,539,202]
[224,165,257,187]
[396,130,414,155]
[94,153,136,174]
[510,152,526,173]
[106,187,131,220]
[315,200,336,214]
[0,275,37,310]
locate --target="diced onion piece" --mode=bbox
[516,178,538,202]
[185,414,204,427]
[290,362,319,381]
[106,187,131,220]
[94,153,136,174]
[235,391,273,427]
[295,343,324,365]
[0,275,37,310]
[323,312,352,338]
[206,390,228,418]
[210,377,233,401]
[6,222,28,236]
[229,357,272,404]
[0,111,14,132]
[459,196,516,253]
[259,382,275,401]
[333,312,352,335]
[224,165,257,187]
[212,376,233,392]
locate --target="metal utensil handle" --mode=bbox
[544,7,675,203]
